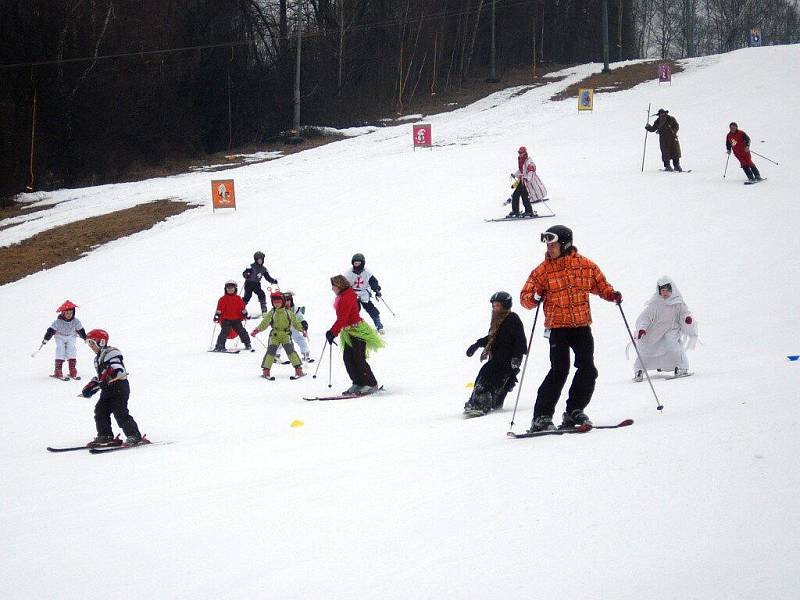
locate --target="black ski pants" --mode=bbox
[216,319,251,349]
[510,182,533,215]
[534,326,598,419]
[343,337,377,387]
[94,380,141,438]
[358,300,383,329]
[243,281,267,311]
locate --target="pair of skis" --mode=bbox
[47,437,162,454]
[49,374,80,381]
[507,419,634,439]
[304,386,385,402]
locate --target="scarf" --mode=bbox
[480,309,509,361]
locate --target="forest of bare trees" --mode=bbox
[1,0,798,200]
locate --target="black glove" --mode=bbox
[81,378,100,398]
[213,315,220,323]
[375,290,382,298]
[612,290,623,304]
[325,330,337,344]
[511,356,522,370]
[466,342,481,357]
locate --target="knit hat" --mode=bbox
[330,275,351,290]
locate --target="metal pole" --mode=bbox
[487,0,499,82]
[292,4,302,141]
[723,152,731,178]
[617,304,663,411]
[601,0,610,72]
[508,302,540,433]
[750,150,779,165]
[641,103,651,172]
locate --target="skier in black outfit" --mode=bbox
[463,292,528,416]
[81,329,146,447]
[242,251,278,314]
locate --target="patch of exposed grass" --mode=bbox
[0,199,197,285]
[550,60,684,102]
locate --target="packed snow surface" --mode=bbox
[1,47,799,599]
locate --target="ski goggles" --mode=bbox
[541,232,560,244]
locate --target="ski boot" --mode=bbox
[663,161,673,172]
[633,370,644,383]
[673,159,682,172]
[68,358,79,379]
[357,385,379,394]
[302,352,312,362]
[53,359,65,379]
[559,409,592,430]
[527,415,556,433]
[262,368,271,379]
[294,366,305,379]
[674,367,689,376]
[87,434,122,448]
[342,384,360,395]
[506,211,521,218]
[522,211,537,218]
[124,434,149,447]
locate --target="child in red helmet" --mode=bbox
[81,329,146,447]
[40,300,87,380]
[212,280,252,352]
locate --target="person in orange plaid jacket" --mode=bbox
[519,225,622,433]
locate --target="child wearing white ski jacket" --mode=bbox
[41,300,87,379]
[633,276,698,380]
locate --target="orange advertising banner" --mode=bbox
[212,179,236,211]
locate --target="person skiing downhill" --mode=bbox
[632,276,697,381]
[327,275,385,395]
[40,300,87,380]
[726,122,762,182]
[251,291,306,380]
[507,146,547,218]
[520,225,622,432]
[345,253,385,334]
[282,291,313,363]
[463,292,528,416]
[242,251,278,315]
[645,108,682,171]
[212,281,252,352]
[81,329,146,447]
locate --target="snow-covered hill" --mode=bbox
[1,46,799,599]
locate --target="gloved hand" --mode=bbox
[685,316,693,324]
[241,310,248,319]
[466,342,481,357]
[637,329,646,339]
[726,149,731,155]
[41,339,48,346]
[250,329,259,337]
[533,292,544,305]
[612,291,623,304]
[511,356,522,370]
[325,330,337,344]
[213,314,220,323]
[375,290,382,298]
[81,378,100,398]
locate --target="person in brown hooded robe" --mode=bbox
[645,108,682,171]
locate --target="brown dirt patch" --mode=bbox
[550,60,684,102]
[0,199,197,285]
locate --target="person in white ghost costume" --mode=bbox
[632,277,698,381]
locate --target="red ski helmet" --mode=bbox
[518,146,527,156]
[57,300,78,313]
[86,329,109,348]
[270,291,285,304]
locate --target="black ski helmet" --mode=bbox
[490,291,513,310]
[254,251,265,262]
[541,225,573,254]
[351,253,365,265]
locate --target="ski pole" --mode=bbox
[312,339,328,379]
[328,342,333,388]
[209,323,217,350]
[377,295,396,317]
[617,303,663,411]
[508,302,540,433]
[31,341,46,358]
[750,150,779,165]
[723,152,731,178]
[641,103,651,172]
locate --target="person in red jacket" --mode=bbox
[212,280,252,351]
[326,274,385,395]
[726,122,762,182]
